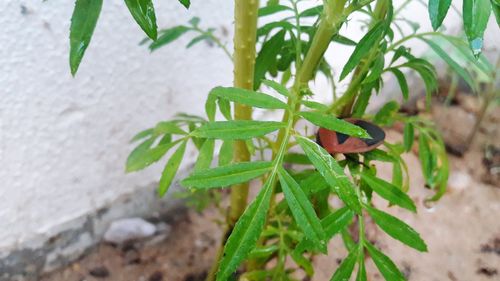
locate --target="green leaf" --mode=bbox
[299,5,323,17]
[69,0,103,75]
[150,26,190,51]
[178,0,190,9]
[389,68,409,101]
[261,80,290,97]
[364,53,385,83]
[299,112,370,138]
[217,98,232,120]
[300,172,329,194]
[158,140,187,196]
[373,101,399,126]
[216,176,274,281]
[194,139,215,171]
[365,242,406,281]
[155,121,187,135]
[219,140,234,166]
[296,136,361,213]
[428,0,452,30]
[301,100,329,112]
[124,0,158,40]
[360,173,416,212]
[356,260,367,281]
[340,22,385,81]
[321,207,355,239]
[284,153,311,165]
[254,30,286,89]
[278,168,326,247]
[130,128,154,142]
[258,4,292,17]
[493,0,500,26]
[420,38,476,91]
[186,34,211,48]
[180,161,272,189]
[210,87,288,109]
[126,138,184,172]
[403,123,414,152]
[191,121,286,140]
[330,249,358,281]
[365,205,427,252]
[463,0,492,55]
[205,93,217,122]
[418,133,433,183]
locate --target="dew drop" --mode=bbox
[470,38,483,57]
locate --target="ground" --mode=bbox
[42,94,500,281]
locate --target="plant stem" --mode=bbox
[206,1,259,280]
[333,0,388,117]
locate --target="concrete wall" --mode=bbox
[0,1,233,277]
[0,0,497,279]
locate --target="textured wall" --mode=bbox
[0,0,233,252]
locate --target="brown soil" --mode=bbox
[42,94,500,281]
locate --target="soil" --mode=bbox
[42,93,500,281]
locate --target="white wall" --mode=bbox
[0,0,234,252]
[0,0,497,259]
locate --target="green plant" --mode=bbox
[67,0,498,280]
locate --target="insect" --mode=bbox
[317,118,385,154]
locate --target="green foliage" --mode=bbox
[69,0,103,75]
[65,0,499,280]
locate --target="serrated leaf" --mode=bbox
[365,242,406,281]
[158,140,187,196]
[210,87,288,109]
[296,136,361,213]
[330,249,358,281]
[360,173,416,212]
[194,139,214,171]
[254,30,286,89]
[126,138,184,172]
[278,168,326,247]
[389,68,409,101]
[301,100,329,112]
[428,0,452,30]
[420,38,476,91]
[178,0,190,9]
[69,0,103,75]
[403,123,414,152]
[261,80,290,97]
[463,0,491,55]
[365,205,427,251]
[150,26,190,51]
[191,121,286,140]
[321,206,355,239]
[340,22,385,81]
[216,176,274,281]
[180,161,272,189]
[218,140,233,166]
[299,112,370,138]
[124,0,158,40]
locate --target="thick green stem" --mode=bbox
[229,0,259,229]
[206,1,259,280]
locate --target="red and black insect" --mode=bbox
[317,118,385,154]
